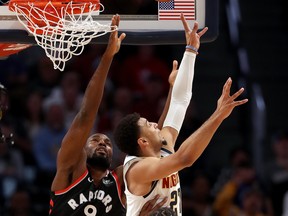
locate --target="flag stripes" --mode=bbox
[158,0,196,20]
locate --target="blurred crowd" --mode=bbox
[0,44,288,216]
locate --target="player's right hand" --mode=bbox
[138,195,168,216]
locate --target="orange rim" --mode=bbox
[9,0,100,14]
[8,0,100,33]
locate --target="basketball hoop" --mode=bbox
[8,0,117,71]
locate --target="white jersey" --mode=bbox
[123,148,182,216]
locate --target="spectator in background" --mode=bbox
[97,87,133,134]
[261,130,288,216]
[213,162,273,216]
[182,172,213,216]
[4,188,35,216]
[67,44,107,90]
[23,90,45,140]
[133,74,165,122]
[231,187,272,216]
[32,97,67,188]
[115,45,170,97]
[211,146,251,197]
[0,118,24,203]
[0,55,29,119]
[28,57,61,98]
[97,87,134,168]
[16,90,43,168]
[48,70,83,128]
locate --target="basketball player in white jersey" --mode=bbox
[114,14,248,216]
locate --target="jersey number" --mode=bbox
[84,205,97,216]
[170,188,182,216]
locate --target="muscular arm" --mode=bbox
[51,15,125,191]
[128,78,248,194]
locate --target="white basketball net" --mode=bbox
[10,1,116,71]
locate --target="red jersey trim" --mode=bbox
[111,170,125,208]
[54,169,89,195]
[49,199,54,214]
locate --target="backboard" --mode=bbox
[0,0,218,45]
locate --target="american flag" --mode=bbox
[158,0,195,20]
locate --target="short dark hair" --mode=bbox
[113,112,141,156]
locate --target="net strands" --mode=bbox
[9,1,116,71]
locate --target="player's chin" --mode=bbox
[96,152,108,158]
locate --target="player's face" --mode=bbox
[138,117,166,151]
[85,133,113,169]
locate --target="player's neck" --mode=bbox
[88,166,109,185]
[140,148,160,158]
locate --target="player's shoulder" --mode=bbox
[112,165,124,186]
[124,155,140,166]
[113,165,123,176]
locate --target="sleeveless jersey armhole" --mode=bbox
[54,169,89,195]
[111,170,125,208]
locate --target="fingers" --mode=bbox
[112,14,120,27]
[231,87,248,106]
[142,195,159,211]
[172,60,178,71]
[191,21,199,34]
[231,87,244,101]
[151,197,168,211]
[222,77,248,106]
[181,13,208,39]
[111,14,120,31]
[222,77,232,95]
[110,14,126,43]
[111,15,116,28]
[119,33,126,42]
[233,98,249,106]
[180,13,191,32]
[198,26,208,37]
[139,195,168,215]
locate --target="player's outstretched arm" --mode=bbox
[51,15,125,191]
[160,14,208,151]
[172,78,248,167]
[131,78,248,183]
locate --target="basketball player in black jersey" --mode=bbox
[49,14,169,216]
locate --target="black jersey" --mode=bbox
[49,169,125,216]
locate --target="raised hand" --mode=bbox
[180,13,208,52]
[215,78,248,120]
[106,14,126,57]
